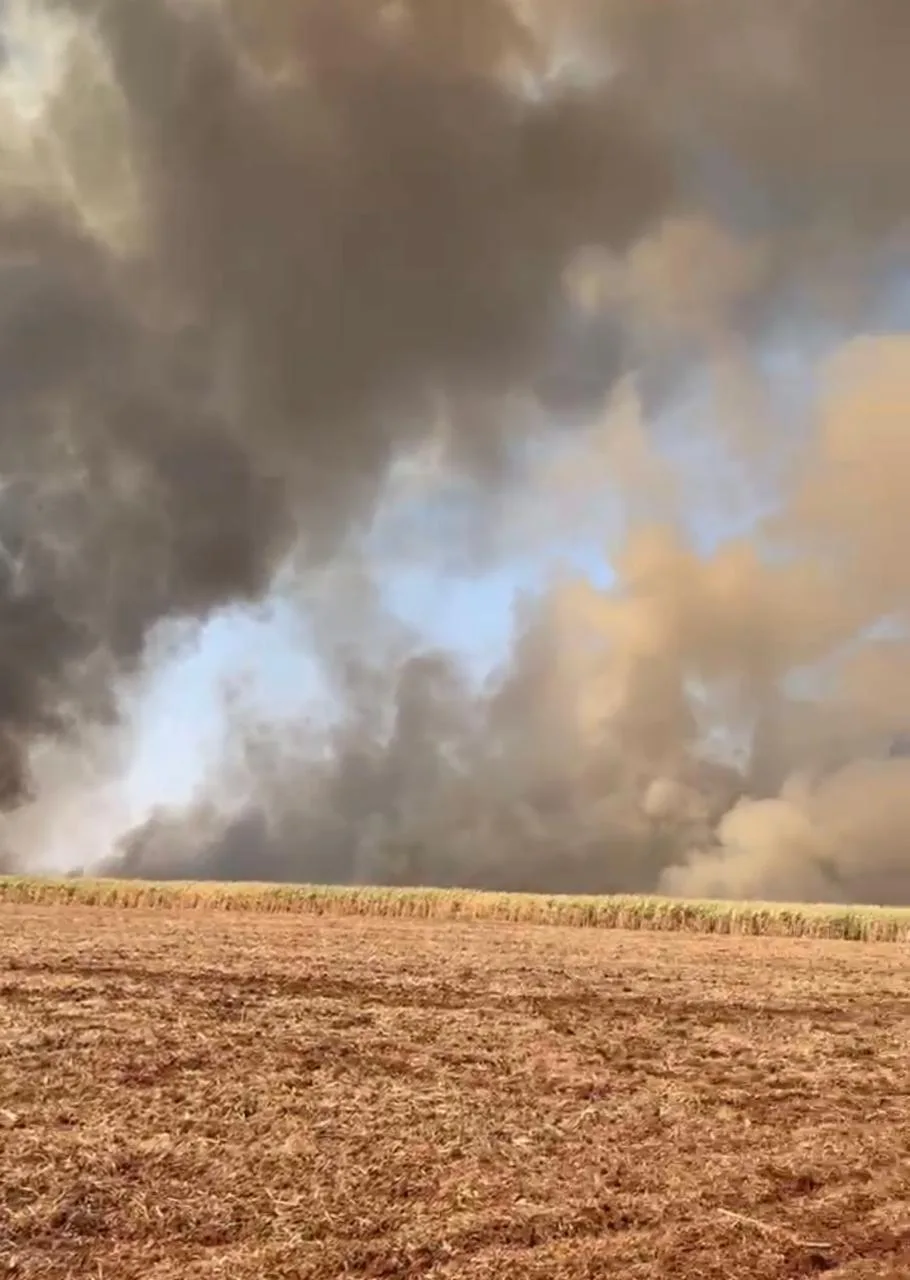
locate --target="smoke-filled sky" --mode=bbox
[3,0,910,904]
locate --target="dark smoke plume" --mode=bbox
[3,1,910,902]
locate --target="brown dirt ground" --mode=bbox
[0,907,909,1279]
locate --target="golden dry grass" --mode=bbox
[2,874,910,940]
[2,904,910,1277]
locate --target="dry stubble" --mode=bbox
[1,907,909,1278]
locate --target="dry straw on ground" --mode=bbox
[2,906,909,1278]
[1,874,909,940]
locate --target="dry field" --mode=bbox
[3,875,910,940]
[1,906,909,1279]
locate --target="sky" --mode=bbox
[0,0,621,828]
[5,1,910,896]
[0,6,743,827]
[122,268,910,828]
[0,0,664,858]
[120,372,764,820]
[122,468,623,819]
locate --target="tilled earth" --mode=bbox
[1,906,909,1278]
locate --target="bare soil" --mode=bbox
[1,906,909,1278]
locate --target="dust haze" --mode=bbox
[2,1,910,903]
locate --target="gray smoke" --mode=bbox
[2,2,910,902]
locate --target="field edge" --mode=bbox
[1,875,908,941]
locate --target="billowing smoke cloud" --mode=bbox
[2,1,910,902]
[106,337,910,904]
